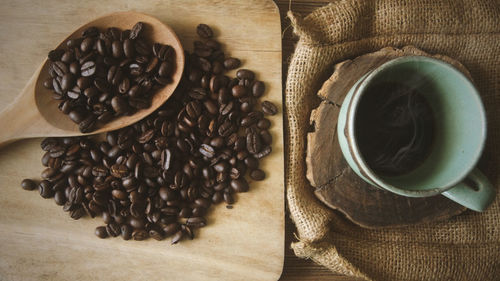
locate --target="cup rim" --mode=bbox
[345,56,487,197]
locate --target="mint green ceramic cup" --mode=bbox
[337,56,495,211]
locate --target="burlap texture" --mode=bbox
[285,1,500,280]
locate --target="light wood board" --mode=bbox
[0,1,284,280]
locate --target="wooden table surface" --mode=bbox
[275,1,364,280]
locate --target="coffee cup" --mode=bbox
[337,56,495,211]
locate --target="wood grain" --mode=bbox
[0,1,283,281]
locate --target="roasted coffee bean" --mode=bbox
[111,40,123,58]
[223,191,234,204]
[171,230,184,244]
[230,178,249,193]
[246,131,262,154]
[155,44,174,61]
[68,110,85,123]
[213,161,229,173]
[82,26,98,37]
[244,156,259,170]
[67,86,81,99]
[52,61,68,77]
[106,222,121,237]
[80,37,94,53]
[38,180,54,198]
[149,229,164,241]
[204,100,218,115]
[48,49,64,61]
[132,229,149,241]
[130,22,144,40]
[254,146,272,159]
[70,207,86,220]
[111,96,129,114]
[252,81,265,97]
[196,24,213,38]
[21,179,37,191]
[231,85,248,98]
[95,226,109,238]
[241,111,263,127]
[223,57,241,70]
[186,217,206,228]
[61,50,75,64]
[250,169,266,181]
[79,115,97,133]
[199,144,215,158]
[236,69,255,81]
[121,224,133,240]
[189,88,208,100]
[261,100,278,115]
[257,118,271,130]
[69,62,80,75]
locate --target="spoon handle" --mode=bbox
[0,79,48,147]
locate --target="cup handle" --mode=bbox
[442,168,496,212]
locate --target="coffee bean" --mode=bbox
[130,22,144,40]
[230,178,249,193]
[80,37,94,53]
[186,217,207,228]
[61,50,75,64]
[223,191,234,204]
[199,144,215,158]
[250,169,266,181]
[252,81,265,97]
[95,226,109,238]
[70,207,86,220]
[106,223,121,237]
[82,26,99,37]
[261,101,278,115]
[132,229,149,240]
[231,85,248,98]
[154,44,174,61]
[223,57,241,70]
[171,230,184,244]
[241,111,263,127]
[79,115,97,133]
[236,69,255,81]
[254,146,272,159]
[120,224,132,240]
[257,118,271,130]
[111,96,130,114]
[38,180,54,198]
[48,49,64,61]
[196,24,213,38]
[52,61,69,77]
[21,179,37,190]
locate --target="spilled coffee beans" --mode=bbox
[23,24,277,244]
[44,22,176,133]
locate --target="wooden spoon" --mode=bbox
[0,11,184,146]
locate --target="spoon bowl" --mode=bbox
[0,11,184,146]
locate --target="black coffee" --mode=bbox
[355,82,434,176]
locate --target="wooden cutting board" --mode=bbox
[0,1,284,280]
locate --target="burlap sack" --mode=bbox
[285,1,500,280]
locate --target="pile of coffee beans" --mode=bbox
[44,22,176,133]
[22,24,277,244]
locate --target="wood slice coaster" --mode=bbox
[306,46,467,228]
